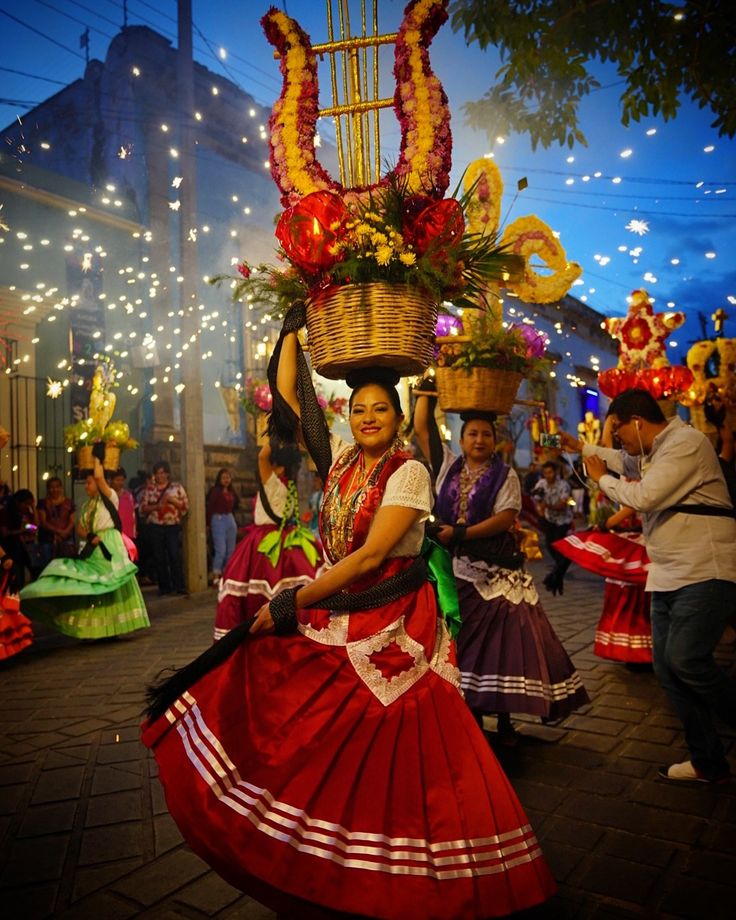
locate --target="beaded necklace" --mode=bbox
[457,461,490,524]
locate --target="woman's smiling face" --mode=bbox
[349,384,403,456]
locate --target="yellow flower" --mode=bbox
[371,232,388,246]
[399,251,417,266]
[375,245,393,266]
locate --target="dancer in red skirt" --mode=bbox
[413,388,588,743]
[213,439,320,641]
[143,329,556,920]
[553,507,652,663]
[0,553,32,661]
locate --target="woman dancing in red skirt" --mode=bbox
[142,326,556,919]
[554,506,652,663]
[213,439,320,641]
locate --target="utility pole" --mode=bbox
[177,0,207,592]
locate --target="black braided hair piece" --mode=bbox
[266,302,332,484]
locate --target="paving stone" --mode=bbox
[174,871,244,914]
[658,877,735,920]
[111,848,209,905]
[699,822,736,855]
[90,765,141,796]
[78,822,145,866]
[85,790,142,827]
[542,842,588,884]
[0,833,69,884]
[594,694,653,712]
[540,815,605,850]
[578,854,658,905]
[154,812,184,854]
[0,782,25,815]
[561,732,620,754]
[17,800,78,838]
[31,765,85,804]
[72,858,145,901]
[558,793,705,843]
[96,741,143,765]
[602,757,652,780]
[60,719,112,738]
[100,726,142,745]
[625,723,679,745]
[598,829,676,868]
[0,760,36,786]
[220,897,278,920]
[628,781,719,817]
[512,780,568,814]
[683,849,736,884]
[564,714,630,737]
[58,891,142,919]
[592,706,647,724]
[8,731,70,750]
[2,883,59,918]
[618,739,689,765]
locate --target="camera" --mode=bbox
[540,433,561,449]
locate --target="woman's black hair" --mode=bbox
[345,367,403,416]
[459,411,497,439]
[153,460,171,475]
[214,468,232,489]
[270,440,302,482]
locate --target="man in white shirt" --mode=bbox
[565,388,736,784]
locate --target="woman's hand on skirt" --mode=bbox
[250,603,275,634]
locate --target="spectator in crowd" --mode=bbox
[138,461,189,596]
[109,467,138,561]
[522,461,542,494]
[0,489,39,589]
[130,469,156,584]
[205,468,240,585]
[533,461,575,595]
[37,476,76,566]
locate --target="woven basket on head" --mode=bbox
[435,366,523,415]
[306,283,437,380]
[77,445,94,470]
[103,445,121,471]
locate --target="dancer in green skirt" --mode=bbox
[20,458,150,639]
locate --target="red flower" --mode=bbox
[275,190,349,274]
[237,262,251,279]
[404,198,465,259]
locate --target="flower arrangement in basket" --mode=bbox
[63,361,138,471]
[211,176,524,379]
[433,310,549,415]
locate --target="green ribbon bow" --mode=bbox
[421,537,462,638]
[257,480,319,568]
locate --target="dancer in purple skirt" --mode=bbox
[414,389,588,742]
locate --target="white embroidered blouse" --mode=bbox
[331,436,432,557]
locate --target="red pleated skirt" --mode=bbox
[595,580,652,662]
[143,599,556,919]
[553,530,649,585]
[213,523,320,640]
[0,588,33,661]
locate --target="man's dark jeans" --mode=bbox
[651,579,736,780]
[150,523,185,594]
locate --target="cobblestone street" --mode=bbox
[1,562,734,919]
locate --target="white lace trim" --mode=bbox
[428,620,462,693]
[218,575,313,603]
[382,460,433,513]
[298,613,350,646]
[347,618,430,707]
[453,557,539,604]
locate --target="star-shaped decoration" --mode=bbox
[625,219,650,236]
[46,378,63,399]
[605,289,684,370]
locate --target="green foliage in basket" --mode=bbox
[102,420,139,450]
[438,311,549,377]
[209,174,525,319]
[63,418,102,449]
